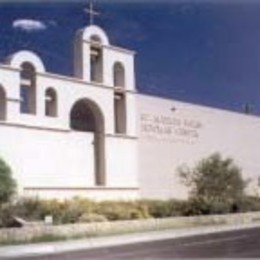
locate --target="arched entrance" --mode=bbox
[70,99,105,186]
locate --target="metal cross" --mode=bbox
[84,0,99,25]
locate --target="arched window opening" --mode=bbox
[45,88,57,117]
[114,93,126,134]
[90,35,101,44]
[90,35,103,83]
[0,86,6,121]
[20,62,36,114]
[113,62,125,88]
[70,99,105,186]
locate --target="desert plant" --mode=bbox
[0,157,16,205]
[79,213,107,223]
[95,201,150,221]
[178,153,248,214]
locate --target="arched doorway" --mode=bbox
[70,99,105,186]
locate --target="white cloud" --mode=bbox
[12,19,47,32]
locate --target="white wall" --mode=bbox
[106,136,138,188]
[137,94,260,199]
[0,127,94,188]
[0,125,139,200]
[0,61,138,200]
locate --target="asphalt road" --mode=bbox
[12,227,260,259]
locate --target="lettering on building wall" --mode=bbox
[140,113,203,143]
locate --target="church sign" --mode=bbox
[140,113,203,143]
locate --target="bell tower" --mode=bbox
[73,3,136,137]
[74,26,135,88]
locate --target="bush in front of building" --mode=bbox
[139,200,172,218]
[178,197,233,216]
[13,197,45,221]
[94,201,151,221]
[0,157,16,227]
[139,199,186,218]
[79,213,108,223]
[54,198,95,224]
[13,197,95,224]
[0,157,16,206]
[2,196,260,228]
[178,153,248,214]
[0,198,151,225]
[0,203,16,228]
[235,196,260,213]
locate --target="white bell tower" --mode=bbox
[74,25,135,91]
[73,5,136,136]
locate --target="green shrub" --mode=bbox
[165,200,192,217]
[39,199,80,224]
[178,153,248,214]
[79,213,107,223]
[0,203,15,227]
[236,196,260,212]
[40,199,65,224]
[140,200,171,218]
[132,202,151,219]
[140,199,189,218]
[3,195,260,228]
[59,198,95,224]
[0,157,16,205]
[71,197,95,213]
[181,198,234,216]
[179,153,247,201]
[95,201,150,221]
[13,198,44,221]
[59,204,81,224]
[95,201,130,221]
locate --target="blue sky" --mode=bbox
[1,1,260,115]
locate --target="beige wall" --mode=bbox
[137,94,260,199]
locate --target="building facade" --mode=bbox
[0,25,138,200]
[0,24,260,200]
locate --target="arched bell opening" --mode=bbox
[90,35,103,83]
[113,62,125,88]
[45,88,58,117]
[20,62,36,114]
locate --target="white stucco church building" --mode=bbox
[0,21,260,200]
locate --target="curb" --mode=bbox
[1,222,260,258]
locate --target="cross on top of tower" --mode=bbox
[84,0,100,25]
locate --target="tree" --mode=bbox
[0,157,16,205]
[178,153,247,208]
